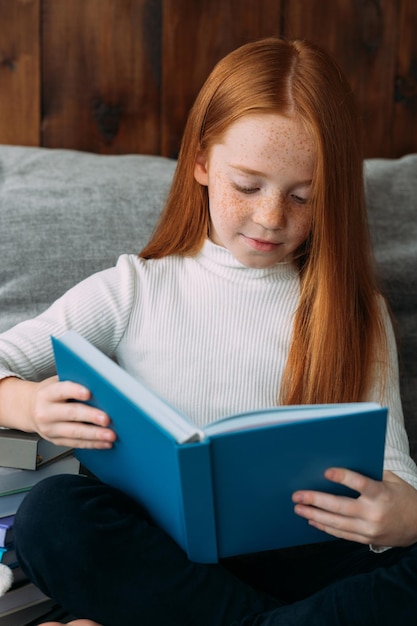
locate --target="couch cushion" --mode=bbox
[365,154,417,459]
[0,146,176,332]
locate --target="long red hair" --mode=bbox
[141,37,387,405]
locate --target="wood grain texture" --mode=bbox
[285,0,398,158]
[393,0,417,157]
[41,0,162,154]
[161,0,283,157]
[0,0,40,146]
[0,0,416,157]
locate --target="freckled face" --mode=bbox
[194,113,316,268]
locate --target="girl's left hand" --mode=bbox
[292,469,417,548]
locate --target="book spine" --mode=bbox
[0,437,37,470]
[0,545,17,567]
[177,440,218,563]
[0,532,9,548]
[0,492,28,517]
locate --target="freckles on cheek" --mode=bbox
[212,189,247,222]
[297,212,313,241]
[285,200,312,241]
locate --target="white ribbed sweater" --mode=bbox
[1,239,416,487]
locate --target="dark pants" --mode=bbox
[14,474,417,626]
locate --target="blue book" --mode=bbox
[0,544,17,567]
[52,331,387,563]
[0,515,14,548]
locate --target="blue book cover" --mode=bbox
[52,331,387,563]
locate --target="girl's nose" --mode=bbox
[253,195,286,230]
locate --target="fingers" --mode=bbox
[33,379,117,449]
[292,493,368,543]
[324,467,382,499]
[291,468,386,544]
[292,469,417,547]
[40,422,116,449]
[293,467,382,508]
[292,488,358,528]
[41,381,109,426]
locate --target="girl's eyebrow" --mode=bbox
[227,163,266,177]
[228,163,313,187]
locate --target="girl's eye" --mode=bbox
[291,194,308,205]
[232,183,260,195]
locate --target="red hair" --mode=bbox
[141,38,387,405]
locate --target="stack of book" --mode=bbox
[0,429,80,624]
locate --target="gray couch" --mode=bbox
[0,145,416,461]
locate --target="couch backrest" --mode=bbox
[0,146,416,459]
[0,146,176,331]
[365,154,417,459]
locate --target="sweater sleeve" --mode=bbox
[0,254,138,384]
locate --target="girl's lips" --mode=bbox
[242,235,282,252]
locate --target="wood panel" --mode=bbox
[393,0,417,157]
[0,0,416,157]
[161,0,283,158]
[41,0,162,154]
[0,0,40,146]
[284,0,398,158]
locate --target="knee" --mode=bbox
[13,474,95,588]
[15,473,104,558]
[15,473,145,551]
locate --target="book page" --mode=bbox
[203,402,382,437]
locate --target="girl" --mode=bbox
[1,37,417,626]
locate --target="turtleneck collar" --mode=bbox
[194,238,299,282]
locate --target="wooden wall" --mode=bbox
[0,0,416,159]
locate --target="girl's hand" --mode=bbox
[292,468,417,548]
[29,376,116,449]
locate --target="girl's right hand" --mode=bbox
[29,376,117,449]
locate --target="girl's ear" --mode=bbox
[194,152,209,186]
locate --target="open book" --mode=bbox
[52,331,387,563]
